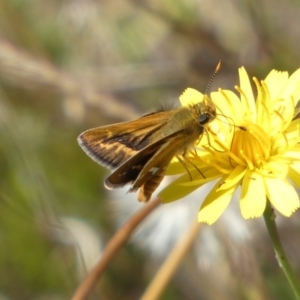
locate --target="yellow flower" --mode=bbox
[159,67,300,224]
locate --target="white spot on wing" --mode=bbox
[149,167,160,175]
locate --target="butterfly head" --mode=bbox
[194,96,216,127]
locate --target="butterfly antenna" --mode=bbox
[204,61,222,96]
[216,113,246,131]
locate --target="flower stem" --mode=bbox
[263,200,300,300]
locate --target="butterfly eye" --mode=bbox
[198,113,211,125]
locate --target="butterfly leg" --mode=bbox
[180,152,205,179]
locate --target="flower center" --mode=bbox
[231,122,271,169]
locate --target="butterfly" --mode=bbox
[78,63,221,201]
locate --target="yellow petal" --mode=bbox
[217,165,246,191]
[211,90,242,123]
[180,174,222,186]
[159,173,205,203]
[264,177,300,216]
[179,88,204,106]
[159,184,199,203]
[168,155,213,175]
[166,160,188,175]
[239,67,256,121]
[279,68,300,106]
[240,171,266,218]
[283,150,300,161]
[264,70,288,101]
[271,93,298,130]
[255,78,271,132]
[283,126,300,146]
[287,118,300,133]
[288,166,300,190]
[160,163,223,201]
[198,178,238,224]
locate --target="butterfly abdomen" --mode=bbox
[137,166,168,202]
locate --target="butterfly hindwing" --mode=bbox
[106,130,187,201]
[104,137,168,189]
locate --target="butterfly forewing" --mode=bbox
[78,110,172,169]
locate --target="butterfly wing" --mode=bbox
[106,130,187,201]
[77,110,172,169]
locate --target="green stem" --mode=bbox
[263,200,300,300]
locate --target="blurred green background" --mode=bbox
[1,0,300,299]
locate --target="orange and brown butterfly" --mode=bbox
[77,63,221,202]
